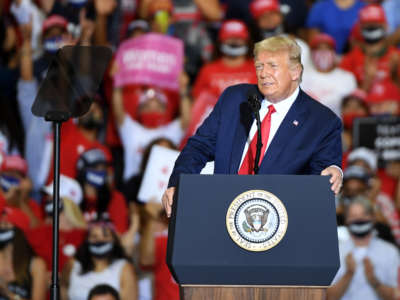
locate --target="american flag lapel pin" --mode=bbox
[293,120,299,126]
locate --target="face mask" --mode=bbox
[68,0,87,7]
[138,112,166,128]
[348,220,374,238]
[261,25,284,39]
[43,36,63,53]
[0,229,14,250]
[0,175,20,192]
[220,44,248,57]
[154,11,170,34]
[342,112,366,130]
[85,170,107,188]
[361,26,386,44]
[311,49,336,72]
[79,115,103,130]
[44,201,64,216]
[88,241,114,258]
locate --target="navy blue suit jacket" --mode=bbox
[168,84,342,187]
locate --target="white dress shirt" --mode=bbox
[239,87,300,169]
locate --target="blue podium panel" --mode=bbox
[167,174,339,286]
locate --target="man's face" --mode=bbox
[343,178,368,198]
[91,295,117,300]
[255,50,300,102]
[257,11,283,30]
[345,202,373,225]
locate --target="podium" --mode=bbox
[167,175,340,300]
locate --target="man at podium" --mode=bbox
[162,35,343,217]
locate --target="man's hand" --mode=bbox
[162,187,175,218]
[345,253,356,276]
[363,258,380,289]
[321,166,343,195]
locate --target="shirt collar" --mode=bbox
[262,87,300,115]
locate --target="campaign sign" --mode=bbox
[353,116,400,167]
[138,145,180,203]
[114,33,184,90]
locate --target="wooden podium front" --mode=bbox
[181,286,327,300]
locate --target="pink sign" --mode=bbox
[114,33,184,91]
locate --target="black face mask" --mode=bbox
[0,229,15,250]
[361,26,386,44]
[348,220,374,238]
[79,115,103,130]
[88,241,114,258]
[261,25,284,39]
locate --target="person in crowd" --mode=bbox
[192,19,257,99]
[347,147,400,246]
[112,72,190,181]
[340,90,370,156]
[0,155,43,228]
[87,284,120,300]
[27,175,87,272]
[76,148,128,234]
[306,0,365,54]
[301,33,357,117]
[365,80,400,116]
[61,219,137,300]
[328,196,400,300]
[140,201,179,300]
[340,4,400,91]
[0,207,47,300]
[249,0,313,75]
[163,35,343,216]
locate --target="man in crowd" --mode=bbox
[328,196,399,300]
[162,35,343,216]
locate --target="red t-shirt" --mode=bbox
[154,232,180,300]
[26,224,86,272]
[340,46,400,87]
[377,169,398,200]
[47,120,112,183]
[192,58,257,99]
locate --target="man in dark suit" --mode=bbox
[162,35,343,217]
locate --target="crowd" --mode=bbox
[0,0,400,299]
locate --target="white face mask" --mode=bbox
[311,49,336,72]
[220,43,248,57]
[44,36,63,53]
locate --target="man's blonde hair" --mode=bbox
[254,35,303,76]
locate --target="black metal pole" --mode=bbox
[50,121,62,300]
[253,113,263,175]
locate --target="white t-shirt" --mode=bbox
[301,67,357,117]
[119,115,184,181]
[332,231,400,300]
[68,259,127,300]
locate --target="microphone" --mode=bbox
[247,87,263,175]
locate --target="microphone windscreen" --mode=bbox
[247,86,261,111]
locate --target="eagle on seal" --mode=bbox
[244,206,269,232]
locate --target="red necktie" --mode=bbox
[238,105,276,174]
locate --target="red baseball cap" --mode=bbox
[42,15,68,34]
[250,0,280,19]
[309,33,336,49]
[218,20,249,42]
[1,155,28,176]
[367,81,400,103]
[359,4,387,25]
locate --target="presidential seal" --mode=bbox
[226,190,288,252]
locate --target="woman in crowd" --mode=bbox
[0,210,47,300]
[61,220,137,300]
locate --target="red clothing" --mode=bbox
[26,224,86,272]
[47,120,112,183]
[340,46,400,87]
[192,58,257,99]
[28,198,44,222]
[377,169,398,200]
[83,190,129,234]
[154,232,180,300]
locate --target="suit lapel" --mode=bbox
[259,90,309,172]
[229,100,254,173]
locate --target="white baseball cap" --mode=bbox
[348,147,377,172]
[43,175,83,205]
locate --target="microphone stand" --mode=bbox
[45,111,70,300]
[253,110,262,175]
